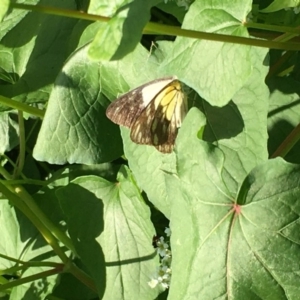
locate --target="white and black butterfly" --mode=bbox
[106,76,187,153]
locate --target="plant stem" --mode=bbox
[271,123,300,158]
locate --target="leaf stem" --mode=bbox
[11,3,109,22]
[0,183,70,262]
[0,267,63,292]
[144,22,300,51]
[270,123,300,158]
[0,95,44,118]
[15,185,77,255]
[10,3,300,51]
[13,111,25,179]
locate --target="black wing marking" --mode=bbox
[130,99,156,146]
[155,116,177,153]
[131,103,177,153]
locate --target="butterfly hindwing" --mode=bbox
[130,100,155,146]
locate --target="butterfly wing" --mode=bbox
[130,80,187,153]
[106,77,176,128]
[153,93,186,153]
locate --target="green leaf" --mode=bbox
[116,45,270,296]
[33,45,123,164]
[0,0,83,111]
[205,46,269,194]
[57,166,159,300]
[122,127,178,217]
[260,0,300,13]
[88,0,119,15]
[166,113,300,298]
[155,1,188,22]
[161,0,253,106]
[0,0,9,22]
[0,112,19,153]
[88,0,159,61]
[119,107,205,218]
[88,19,124,61]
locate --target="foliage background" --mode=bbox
[1,0,300,299]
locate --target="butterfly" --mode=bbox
[106,76,187,153]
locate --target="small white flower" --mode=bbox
[160,265,171,275]
[148,278,159,288]
[157,237,169,257]
[149,233,172,290]
[148,263,173,290]
[164,227,171,237]
[160,281,169,290]
[294,6,300,14]
[176,0,193,10]
[163,0,193,10]
[161,251,172,266]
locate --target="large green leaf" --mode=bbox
[208,46,269,194]
[33,45,122,164]
[161,0,253,106]
[121,127,184,218]
[57,166,159,300]
[166,108,300,299]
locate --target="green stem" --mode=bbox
[145,22,300,51]
[246,22,300,35]
[0,179,49,186]
[0,267,63,292]
[0,164,13,180]
[11,3,109,22]
[0,95,44,118]
[0,252,61,268]
[13,185,77,255]
[0,263,97,294]
[68,263,97,292]
[11,3,300,51]
[0,183,69,263]
[271,123,300,158]
[13,111,25,179]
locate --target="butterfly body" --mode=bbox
[106,76,187,153]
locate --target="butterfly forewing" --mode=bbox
[106,76,187,153]
[105,88,145,128]
[106,77,176,128]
